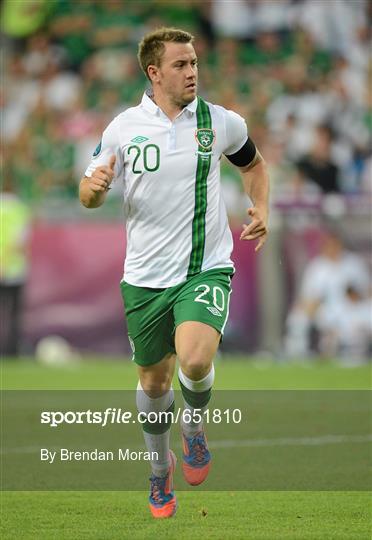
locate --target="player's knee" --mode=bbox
[140,374,172,398]
[179,355,212,381]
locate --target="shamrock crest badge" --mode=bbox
[195,128,216,158]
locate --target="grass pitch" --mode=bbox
[1,357,371,539]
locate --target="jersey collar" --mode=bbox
[141,90,198,117]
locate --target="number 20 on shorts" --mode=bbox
[194,284,225,311]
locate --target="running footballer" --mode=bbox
[80,27,269,519]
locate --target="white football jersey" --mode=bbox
[84,91,248,288]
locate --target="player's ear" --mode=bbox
[147,65,159,83]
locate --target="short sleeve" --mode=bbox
[84,118,123,180]
[223,110,248,156]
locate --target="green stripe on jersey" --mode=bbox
[187,97,212,277]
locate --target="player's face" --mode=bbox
[155,42,198,107]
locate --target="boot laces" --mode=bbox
[149,474,167,503]
[190,434,207,463]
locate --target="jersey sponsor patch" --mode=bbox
[131,135,149,144]
[206,306,222,317]
[93,141,102,156]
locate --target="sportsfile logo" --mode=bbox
[206,306,222,317]
[40,408,242,427]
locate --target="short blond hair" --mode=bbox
[138,27,194,80]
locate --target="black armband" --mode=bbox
[225,136,257,167]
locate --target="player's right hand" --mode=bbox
[88,155,116,192]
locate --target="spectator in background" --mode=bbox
[35,114,77,198]
[22,32,66,78]
[89,0,141,49]
[210,0,256,40]
[294,125,340,194]
[0,180,32,357]
[284,229,370,359]
[296,0,367,57]
[326,285,372,364]
[40,58,82,112]
[3,53,40,142]
[48,0,97,69]
[210,0,291,40]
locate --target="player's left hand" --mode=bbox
[240,207,268,252]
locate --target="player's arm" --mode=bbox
[226,137,269,252]
[79,155,116,209]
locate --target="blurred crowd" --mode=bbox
[2,0,371,211]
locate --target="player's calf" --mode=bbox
[178,365,214,485]
[136,382,177,515]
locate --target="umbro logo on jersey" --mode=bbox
[207,306,222,317]
[131,136,149,144]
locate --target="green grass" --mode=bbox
[2,491,370,539]
[1,357,371,539]
[2,356,371,390]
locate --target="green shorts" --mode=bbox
[120,267,234,367]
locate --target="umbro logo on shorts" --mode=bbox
[206,306,222,317]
